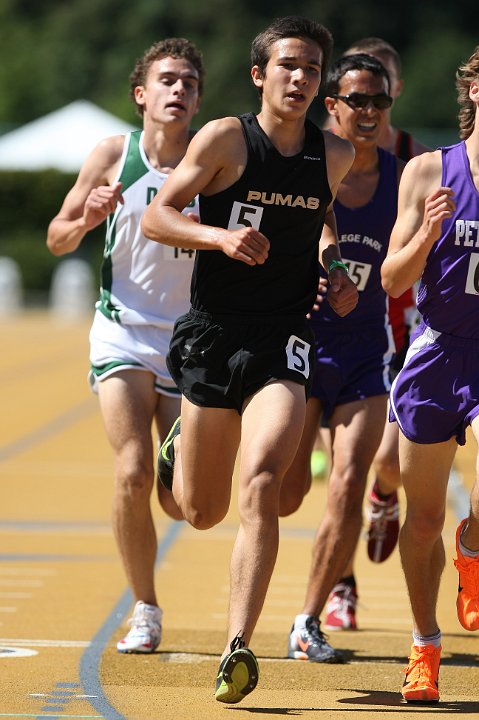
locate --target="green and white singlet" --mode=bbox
[89,131,198,395]
[97,130,198,327]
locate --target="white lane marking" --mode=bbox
[0,592,32,598]
[211,612,412,624]
[0,568,56,576]
[0,647,38,657]
[160,652,217,663]
[157,652,408,666]
[0,638,90,647]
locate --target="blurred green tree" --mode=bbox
[1,0,476,132]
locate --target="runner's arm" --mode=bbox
[382,151,455,297]
[141,118,269,265]
[47,136,124,256]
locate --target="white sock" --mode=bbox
[294,613,312,629]
[413,630,441,648]
[459,523,479,558]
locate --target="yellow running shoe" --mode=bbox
[215,634,259,704]
[402,643,440,704]
[454,519,479,631]
[157,416,180,491]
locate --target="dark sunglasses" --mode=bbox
[332,92,393,110]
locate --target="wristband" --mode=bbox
[328,260,349,274]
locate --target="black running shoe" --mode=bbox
[287,615,344,663]
[215,633,259,704]
[157,417,180,491]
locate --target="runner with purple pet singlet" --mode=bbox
[391,141,479,445]
[381,45,479,704]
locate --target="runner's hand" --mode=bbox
[219,226,270,265]
[83,181,123,230]
[327,269,358,317]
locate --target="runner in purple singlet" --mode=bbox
[381,46,479,704]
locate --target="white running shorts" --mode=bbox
[88,310,180,397]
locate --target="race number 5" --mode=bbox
[228,201,263,230]
[286,335,311,379]
[465,253,479,295]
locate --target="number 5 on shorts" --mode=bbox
[286,335,311,378]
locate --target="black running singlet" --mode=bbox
[192,112,332,316]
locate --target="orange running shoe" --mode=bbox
[454,519,479,631]
[402,643,441,704]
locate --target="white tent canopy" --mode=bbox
[0,100,138,172]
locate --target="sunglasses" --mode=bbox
[332,92,393,110]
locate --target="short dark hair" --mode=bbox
[456,45,479,140]
[344,37,401,78]
[129,38,205,116]
[326,53,391,97]
[251,15,333,88]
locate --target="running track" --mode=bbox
[1,312,478,719]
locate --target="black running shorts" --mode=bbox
[167,308,316,413]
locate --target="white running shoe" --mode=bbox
[117,601,162,653]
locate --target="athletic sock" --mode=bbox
[294,613,312,629]
[459,522,479,558]
[412,630,441,648]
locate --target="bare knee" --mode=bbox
[279,474,310,517]
[403,509,445,545]
[157,484,183,521]
[238,470,283,524]
[181,486,230,529]
[182,503,228,530]
[279,489,304,517]
[115,456,154,501]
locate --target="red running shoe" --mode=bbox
[324,579,358,631]
[366,482,400,563]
